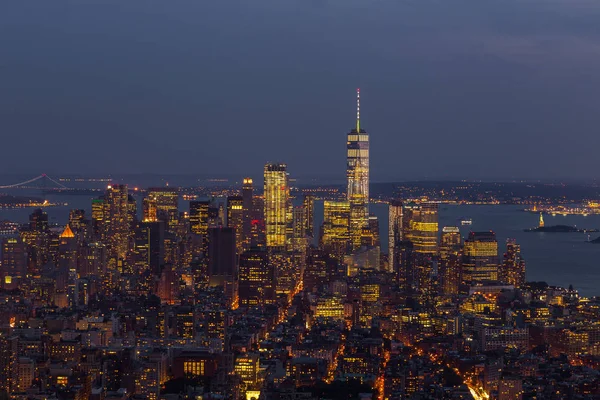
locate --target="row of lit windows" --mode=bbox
[347,134,369,142]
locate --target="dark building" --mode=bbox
[208,227,237,287]
[238,247,274,307]
[189,200,210,236]
[303,194,315,238]
[393,240,414,291]
[133,221,165,274]
[227,195,244,255]
[242,178,254,249]
[304,249,339,292]
[1,238,27,290]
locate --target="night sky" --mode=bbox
[1,0,600,181]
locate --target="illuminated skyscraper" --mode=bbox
[439,226,462,295]
[388,200,403,269]
[91,198,106,240]
[57,225,77,306]
[404,203,438,255]
[320,200,350,259]
[227,196,244,255]
[242,178,254,248]
[264,163,289,250]
[0,335,18,394]
[502,238,526,288]
[147,187,179,230]
[402,203,438,296]
[303,194,315,238]
[189,201,210,236]
[463,231,499,283]
[292,206,307,254]
[143,198,158,222]
[347,89,370,249]
[105,184,130,260]
[68,209,86,233]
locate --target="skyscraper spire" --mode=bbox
[356,88,360,132]
[347,88,369,250]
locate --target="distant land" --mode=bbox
[0,193,44,205]
[524,225,599,233]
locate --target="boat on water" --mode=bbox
[460,218,472,226]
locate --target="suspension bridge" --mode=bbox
[0,174,70,190]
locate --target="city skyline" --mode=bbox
[2,2,600,399]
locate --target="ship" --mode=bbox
[460,217,472,226]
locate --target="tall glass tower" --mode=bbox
[347,88,370,249]
[264,163,289,250]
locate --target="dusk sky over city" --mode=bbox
[4,2,600,399]
[2,0,600,180]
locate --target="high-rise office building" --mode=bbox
[393,240,414,290]
[404,203,438,255]
[208,227,237,287]
[303,249,341,292]
[401,203,438,295]
[0,335,18,394]
[292,206,308,255]
[127,194,138,229]
[320,200,350,259]
[366,215,380,248]
[388,200,403,269]
[29,208,49,232]
[242,178,254,248]
[347,89,369,250]
[20,208,51,271]
[68,209,86,233]
[439,226,462,295]
[502,239,526,288]
[132,221,165,275]
[57,225,77,306]
[227,196,244,255]
[189,201,210,236]
[78,242,106,278]
[143,198,158,222]
[303,195,315,238]
[238,248,274,307]
[1,238,27,290]
[463,231,499,283]
[264,163,289,250]
[105,184,131,260]
[147,187,179,230]
[91,198,106,240]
